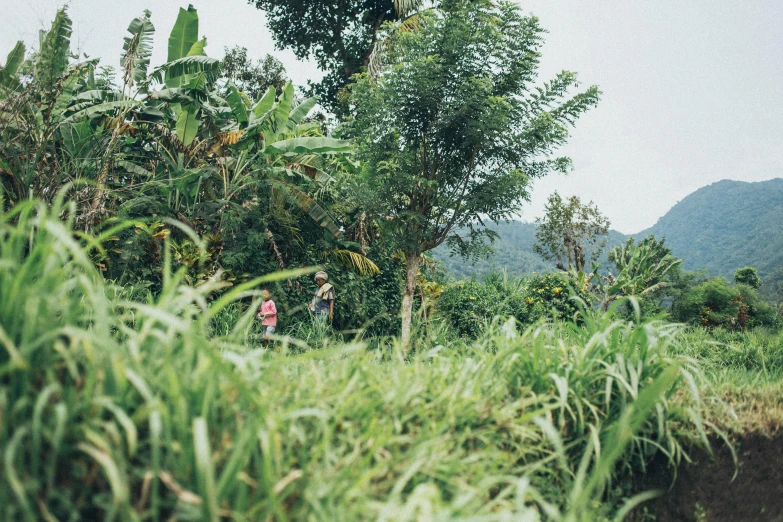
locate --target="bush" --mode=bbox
[437,279,506,337]
[734,266,761,289]
[673,277,778,329]
[437,272,592,337]
[514,272,592,323]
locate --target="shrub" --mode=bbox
[436,272,593,337]
[436,279,505,337]
[514,272,592,323]
[673,277,778,329]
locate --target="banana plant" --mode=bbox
[0,42,25,92]
[595,236,683,311]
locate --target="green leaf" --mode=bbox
[0,41,26,88]
[266,137,353,155]
[226,84,248,125]
[193,418,219,522]
[35,8,72,88]
[167,5,199,62]
[176,105,199,146]
[122,12,155,85]
[251,86,276,120]
[285,96,318,132]
[270,181,343,238]
[65,100,141,122]
[147,87,194,104]
[187,37,207,57]
[152,55,220,87]
[270,82,294,137]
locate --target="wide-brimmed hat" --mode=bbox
[314,271,328,282]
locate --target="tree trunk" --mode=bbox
[400,251,421,351]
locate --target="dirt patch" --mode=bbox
[634,435,783,521]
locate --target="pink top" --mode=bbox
[260,300,277,326]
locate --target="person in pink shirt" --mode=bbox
[256,289,277,348]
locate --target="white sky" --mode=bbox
[3,0,782,234]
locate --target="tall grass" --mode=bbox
[675,327,783,374]
[0,197,709,520]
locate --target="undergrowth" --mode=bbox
[0,197,715,521]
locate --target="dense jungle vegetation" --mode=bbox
[1,1,781,521]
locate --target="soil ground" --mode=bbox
[634,435,783,521]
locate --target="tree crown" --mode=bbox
[347,0,600,256]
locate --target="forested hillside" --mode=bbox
[432,221,625,279]
[638,179,783,279]
[435,179,783,297]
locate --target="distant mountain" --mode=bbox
[433,178,783,287]
[637,178,783,280]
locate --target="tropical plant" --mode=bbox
[534,191,610,273]
[0,5,389,294]
[347,0,600,348]
[597,235,683,312]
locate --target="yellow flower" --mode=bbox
[469,296,476,300]
[552,287,562,296]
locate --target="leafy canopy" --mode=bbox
[734,266,761,289]
[534,192,610,272]
[251,0,405,112]
[219,46,288,100]
[348,0,600,259]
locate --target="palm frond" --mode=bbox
[325,249,380,275]
[394,0,425,18]
[269,180,343,239]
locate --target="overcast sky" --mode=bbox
[3,0,781,233]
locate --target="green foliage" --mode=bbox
[675,327,783,374]
[0,199,709,520]
[534,191,610,272]
[250,0,407,112]
[349,0,599,259]
[734,266,761,289]
[0,5,395,327]
[347,0,599,345]
[122,10,155,87]
[219,46,288,100]
[518,272,594,323]
[673,277,778,329]
[437,279,508,337]
[599,235,683,312]
[639,179,783,283]
[436,272,592,337]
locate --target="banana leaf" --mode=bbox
[265,137,353,155]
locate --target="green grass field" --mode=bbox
[1,199,781,521]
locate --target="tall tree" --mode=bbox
[250,0,422,112]
[534,192,609,273]
[220,46,288,99]
[347,0,600,347]
[734,266,761,289]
